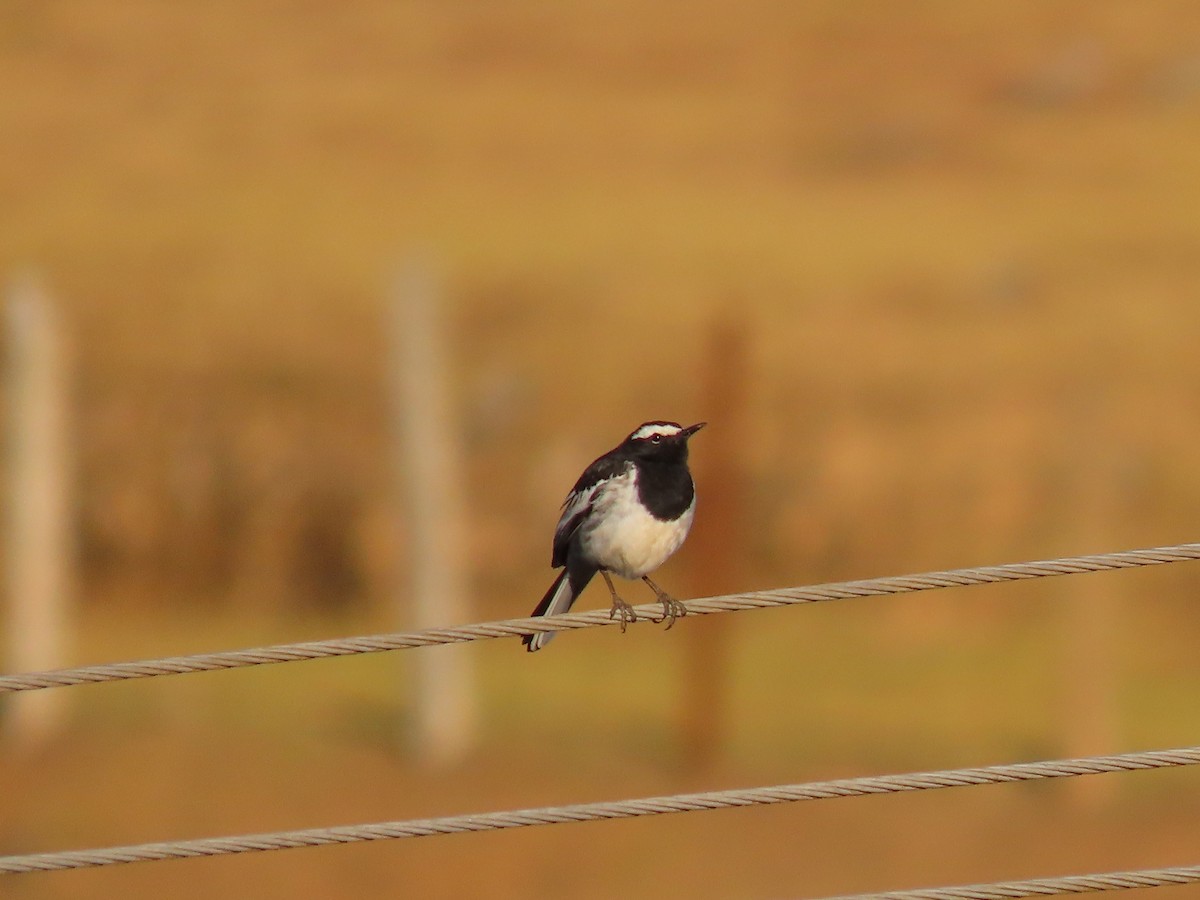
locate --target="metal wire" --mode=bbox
[1,542,1198,695]
[3,746,1198,875]
[819,863,1200,900]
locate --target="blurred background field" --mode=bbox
[3,1,1200,897]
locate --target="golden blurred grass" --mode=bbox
[4,1,1200,898]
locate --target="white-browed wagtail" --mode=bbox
[523,420,705,651]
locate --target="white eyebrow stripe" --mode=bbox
[630,423,682,440]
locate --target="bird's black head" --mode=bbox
[622,420,706,464]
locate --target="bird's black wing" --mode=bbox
[551,454,630,568]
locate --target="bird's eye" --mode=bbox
[651,435,662,443]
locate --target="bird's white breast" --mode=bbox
[578,469,695,580]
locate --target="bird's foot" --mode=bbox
[608,595,637,633]
[641,575,688,629]
[653,593,688,630]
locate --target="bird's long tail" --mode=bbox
[523,567,594,652]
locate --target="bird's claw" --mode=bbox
[654,594,688,630]
[608,597,637,633]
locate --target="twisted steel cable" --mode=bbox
[820,863,1200,900]
[2,542,1199,694]
[3,746,1199,875]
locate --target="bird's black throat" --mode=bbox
[634,460,695,521]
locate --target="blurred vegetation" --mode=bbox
[3,2,1200,898]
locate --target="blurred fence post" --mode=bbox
[679,313,751,770]
[392,256,477,766]
[3,274,73,748]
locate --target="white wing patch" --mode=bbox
[554,466,629,548]
[555,485,597,543]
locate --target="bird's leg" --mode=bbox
[641,575,688,629]
[601,571,636,632]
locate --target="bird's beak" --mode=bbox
[681,422,707,439]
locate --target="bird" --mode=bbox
[522,420,706,652]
